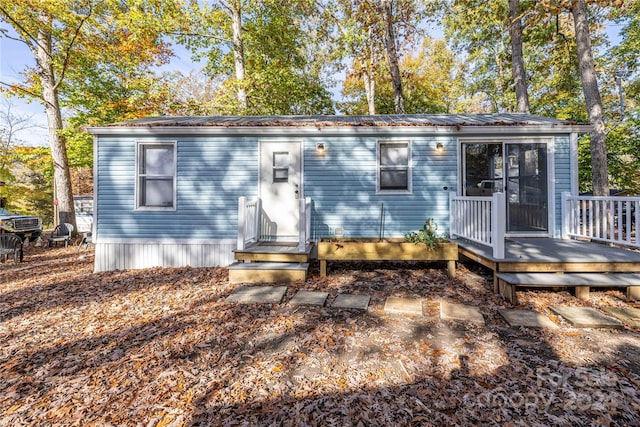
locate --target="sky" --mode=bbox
[0,33,50,146]
[0,19,627,148]
[0,31,200,147]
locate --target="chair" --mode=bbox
[47,223,74,248]
[0,234,23,263]
[77,231,93,252]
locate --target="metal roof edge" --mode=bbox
[88,124,593,136]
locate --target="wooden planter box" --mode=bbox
[318,238,458,278]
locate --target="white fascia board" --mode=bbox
[88,124,594,137]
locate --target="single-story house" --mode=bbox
[88,114,592,272]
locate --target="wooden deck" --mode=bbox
[457,238,640,303]
[458,238,640,272]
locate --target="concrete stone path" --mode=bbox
[225,285,637,331]
[499,309,558,329]
[383,297,423,315]
[602,307,640,329]
[226,286,288,304]
[440,302,485,325]
[289,290,329,307]
[332,294,371,310]
[550,306,624,329]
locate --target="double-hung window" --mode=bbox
[377,140,412,193]
[136,142,176,210]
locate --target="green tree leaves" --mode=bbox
[2,0,639,200]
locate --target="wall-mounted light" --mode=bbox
[316,143,326,153]
[435,142,444,153]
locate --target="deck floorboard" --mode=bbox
[457,238,640,264]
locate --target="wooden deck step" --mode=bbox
[496,272,640,304]
[228,262,309,284]
[233,243,313,263]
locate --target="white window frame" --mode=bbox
[135,141,177,211]
[377,139,412,194]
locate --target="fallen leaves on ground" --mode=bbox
[1,246,640,426]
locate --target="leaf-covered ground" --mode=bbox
[1,244,640,426]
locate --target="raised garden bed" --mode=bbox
[318,238,458,278]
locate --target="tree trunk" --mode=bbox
[509,0,530,113]
[381,0,405,114]
[363,27,376,115]
[571,0,608,196]
[362,65,376,115]
[35,24,76,229]
[231,1,247,110]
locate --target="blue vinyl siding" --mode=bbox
[96,136,257,240]
[95,131,574,242]
[554,135,572,237]
[304,136,457,239]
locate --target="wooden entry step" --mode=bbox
[228,262,310,284]
[496,272,640,304]
[233,242,313,263]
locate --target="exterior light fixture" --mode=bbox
[435,143,444,152]
[316,143,326,153]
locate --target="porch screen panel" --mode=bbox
[461,141,549,234]
[506,143,548,232]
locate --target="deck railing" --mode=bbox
[237,196,312,252]
[237,197,261,251]
[562,192,640,248]
[450,192,506,259]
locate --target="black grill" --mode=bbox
[13,218,40,231]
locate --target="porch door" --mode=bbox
[462,141,549,234]
[505,143,548,233]
[259,141,302,241]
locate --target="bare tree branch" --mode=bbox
[54,4,94,92]
[169,31,231,43]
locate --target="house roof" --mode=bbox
[89,113,593,136]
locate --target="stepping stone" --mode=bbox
[384,297,423,315]
[226,286,287,304]
[440,302,485,325]
[332,294,370,310]
[602,307,640,329]
[550,306,624,329]
[289,290,329,307]
[499,309,558,329]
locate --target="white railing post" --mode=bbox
[298,197,310,252]
[237,196,246,251]
[254,198,261,243]
[449,191,458,240]
[305,197,311,244]
[491,192,505,259]
[561,191,570,239]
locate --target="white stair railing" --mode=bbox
[237,197,260,250]
[238,196,312,252]
[450,192,506,259]
[299,197,312,252]
[562,192,640,248]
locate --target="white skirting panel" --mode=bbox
[94,241,236,272]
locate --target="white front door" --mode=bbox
[259,141,302,241]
